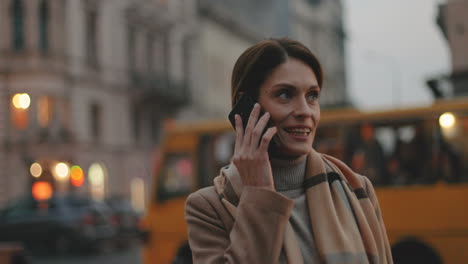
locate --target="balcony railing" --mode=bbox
[129,71,191,107]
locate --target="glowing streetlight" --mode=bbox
[439,112,456,129]
[12,94,22,109]
[89,163,106,200]
[30,163,43,178]
[19,93,31,109]
[12,93,31,109]
[54,162,70,180]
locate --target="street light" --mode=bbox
[30,163,43,178]
[12,93,31,109]
[439,112,456,129]
[54,162,70,180]
[439,112,457,139]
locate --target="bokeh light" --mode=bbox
[89,163,104,185]
[32,182,53,201]
[30,163,43,178]
[12,94,22,109]
[70,165,85,187]
[19,93,31,109]
[54,162,70,180]
[89,163,106,201]
[439,112,456,129]
[12,93,31,109]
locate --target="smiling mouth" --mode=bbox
[284,128,311,136]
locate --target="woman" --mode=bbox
[185,38,392,264]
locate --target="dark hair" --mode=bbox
[231,38,323,107]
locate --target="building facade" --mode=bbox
[290,0,347,107]
[0,0,194,208]
[180,0,348,120]
[0,0,347,207]
[437,0,468,96]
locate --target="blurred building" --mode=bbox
[180,0,348,120]
[435,0,468,96]
[0,0,347,207]
[0,0,194,208]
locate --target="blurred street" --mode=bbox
[30,246,142,264]
[0,0,467,263]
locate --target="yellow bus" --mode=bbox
[143,98,468,264]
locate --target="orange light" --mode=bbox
[70,165,85,187]
[32,182,53,201]
[12,94,22,109]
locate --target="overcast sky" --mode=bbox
[343,0,450,110]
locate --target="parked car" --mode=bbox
[105,196,145,248]
[0,194,117,254]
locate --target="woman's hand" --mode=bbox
[232,103,278,190]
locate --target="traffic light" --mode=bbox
[70,165,85,187]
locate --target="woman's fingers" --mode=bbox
[258,127,278,153]
[243,103,261,146]
[233,114,243,154]
[250,112,271,148]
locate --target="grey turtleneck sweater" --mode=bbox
[271,156,321,263]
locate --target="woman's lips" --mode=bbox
[283,127,311,140]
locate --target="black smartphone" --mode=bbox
[228,93,259,130]
[228,93,280,149]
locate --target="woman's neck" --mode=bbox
[270,154,307,192]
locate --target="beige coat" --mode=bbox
[185,151,392,264]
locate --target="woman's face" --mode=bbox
[258,57,320,157]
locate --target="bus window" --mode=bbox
[198,132,235,188]
[349,123,387,186]
[437,112,467,183]
[157,153,194,202]
[198,135,216,189]
[213,132,235,165]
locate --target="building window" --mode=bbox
[307,0,322,7]
[151,115,161,142]
[163,34,171,77]
[86,10,98,67]
[90,103,101,141]
[37,96,55,128]
[39,0,49,53]
[132,106,140,143]
[11,0,25,52]
[147,33,154,73]
[131,177,145,212]
[128,25,136,72]
[182,37,191,83]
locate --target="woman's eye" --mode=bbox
[307,91,319,101]
[277,90,292,99]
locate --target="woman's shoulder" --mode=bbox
[186,185,231,216]
[186,186,219,207]
[185,186,234,230]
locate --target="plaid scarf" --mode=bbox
[214,149,393,264]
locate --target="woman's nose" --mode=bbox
[293,98,314,118]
